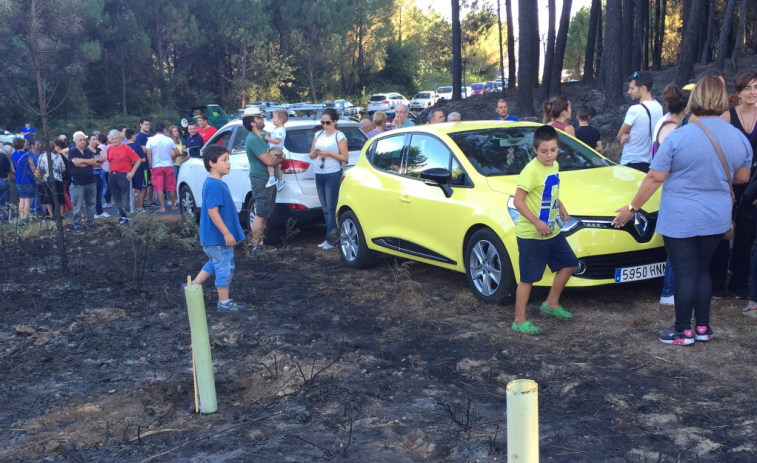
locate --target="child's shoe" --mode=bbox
[540,302,573,320]
[659,325,694,346]
[217,300,245,311]
[511,321,542,335]
[694,325,713,342]
[265,177,277,188]
[277,180,286,191]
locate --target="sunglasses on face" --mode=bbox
[320,120,333,125]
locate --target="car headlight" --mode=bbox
[507,196,519,224]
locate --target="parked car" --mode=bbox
[177,104,235,130]
[177,119,368,244]
[436,87,468,100]
[323,99,365,118]
[470,83,490,95]
[367,93,409,114]
[409,91,439,110]
[372,110,420,130]
[336,121,666,303]
[0,128,22,145]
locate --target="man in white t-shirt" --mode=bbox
[616,71,663,172]
[145,121,180,212]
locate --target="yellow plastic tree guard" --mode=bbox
[507,379,539,462]
[183,282,217,413]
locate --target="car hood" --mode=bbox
[486,165,658,216]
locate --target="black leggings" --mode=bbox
[664,234,724,331]
[108,172,130,218]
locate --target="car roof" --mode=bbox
[219,118,360,132]
[370,121,542,137]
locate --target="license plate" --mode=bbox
[615,262,666,283]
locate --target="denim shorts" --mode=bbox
[250,179,277,218]
[17,183,36,199]
[517,233,578,283]
[202,246,235,288]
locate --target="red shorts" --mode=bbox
[151,166,176,192]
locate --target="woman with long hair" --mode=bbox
[309,108,349,249]
[37,139,67,218]
[169,125,186,181]
[613,76,753,345]
[542,96,575,136]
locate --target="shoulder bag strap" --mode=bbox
[640,103,652,141]
[694,121,734,203]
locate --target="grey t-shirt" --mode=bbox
[650,117,753,239]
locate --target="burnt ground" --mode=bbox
[1,215,757,463]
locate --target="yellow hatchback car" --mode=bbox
[336,121,665,303]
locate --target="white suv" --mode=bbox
[367,93,409,114]
[177,119,368,243]
[409,91,438,110]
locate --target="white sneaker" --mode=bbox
[100,211,110,218]
[659,295,674,305]
[317,240,329,248]
[321,242,334,250]
[94,213,104,219]
[277,180,287,192]
[265,177,277,189]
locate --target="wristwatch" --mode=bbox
[628,205,638,213]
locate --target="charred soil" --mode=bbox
[1,217,756,462]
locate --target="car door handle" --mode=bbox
[399,196,411,203]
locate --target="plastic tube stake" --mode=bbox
[506,379,539,462]
[183,277,217,413]
[191,340,199,414]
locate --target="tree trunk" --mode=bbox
[549,0,573,96]
[603,0,625,108]
[643,0,650,69]
[452,0,462,101]
[622,0,635,78]
[676,0,706,86]
[716,0,738,71]
[517,0,537,116]
[357,2,365,91]
[505,0,516,89]
[240,39,247,107]
[653,0,665,69]
[532,2,540,89]
[542,0,556,99]
[154,11,164,76]
[732,0,748,69]
[583,0,601,84]
[700,0,715,63]
[596,1,604,85]
[497,0,506,98]
[632,0,644,72]
[120,46,127,115]
[218,51,226,108]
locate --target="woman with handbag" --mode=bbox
[309,108,349,250]
[612,76,753,346]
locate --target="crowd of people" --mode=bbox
[0,115,219,231]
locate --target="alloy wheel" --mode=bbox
[468,240,502,296]
[340,219,359,262]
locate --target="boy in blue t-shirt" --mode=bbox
[511,125,578,334]
[191,145,246,311]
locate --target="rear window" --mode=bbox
[415,93,431,99]
[284,126,368,153]
[370,95,387,102]
[471,84,484,89]
[447,127,610,176]
[437,87,452,93]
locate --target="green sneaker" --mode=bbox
[540,302,572,320]
[511,321,542,335]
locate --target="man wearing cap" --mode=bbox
[197,114,218,143]
[616,71,663,172]
[243,107,285,251]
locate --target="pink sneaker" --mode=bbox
[694,326,713,342]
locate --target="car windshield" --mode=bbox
[207,105,227,116]
[370,95,387,102]
[437,87,452,93]
[447,126,611,176]
[471,84,484,89]
[415,93,431,99]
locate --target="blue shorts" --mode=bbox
[17,184,36,199]
[517,233,578,283]
[202,246,235,288]
[132,168,147,190]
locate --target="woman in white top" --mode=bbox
[37,139,68,217]
[309,108,349,249]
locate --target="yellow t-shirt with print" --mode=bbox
[515,157,561,240]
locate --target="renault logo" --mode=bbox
[634,212,650,237]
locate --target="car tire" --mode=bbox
[179,184,200,223]
[339,211,377,268]
[242,194,282,245]
[180,117,189,128]
[464,229,516,304]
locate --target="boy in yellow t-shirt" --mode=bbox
[511,125,577,334]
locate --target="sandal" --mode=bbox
[540,302,573,320]
[511,320,542,335]
[742,302,757,318]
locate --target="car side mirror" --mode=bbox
[420,168,453,198]
[188,146,201,158]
